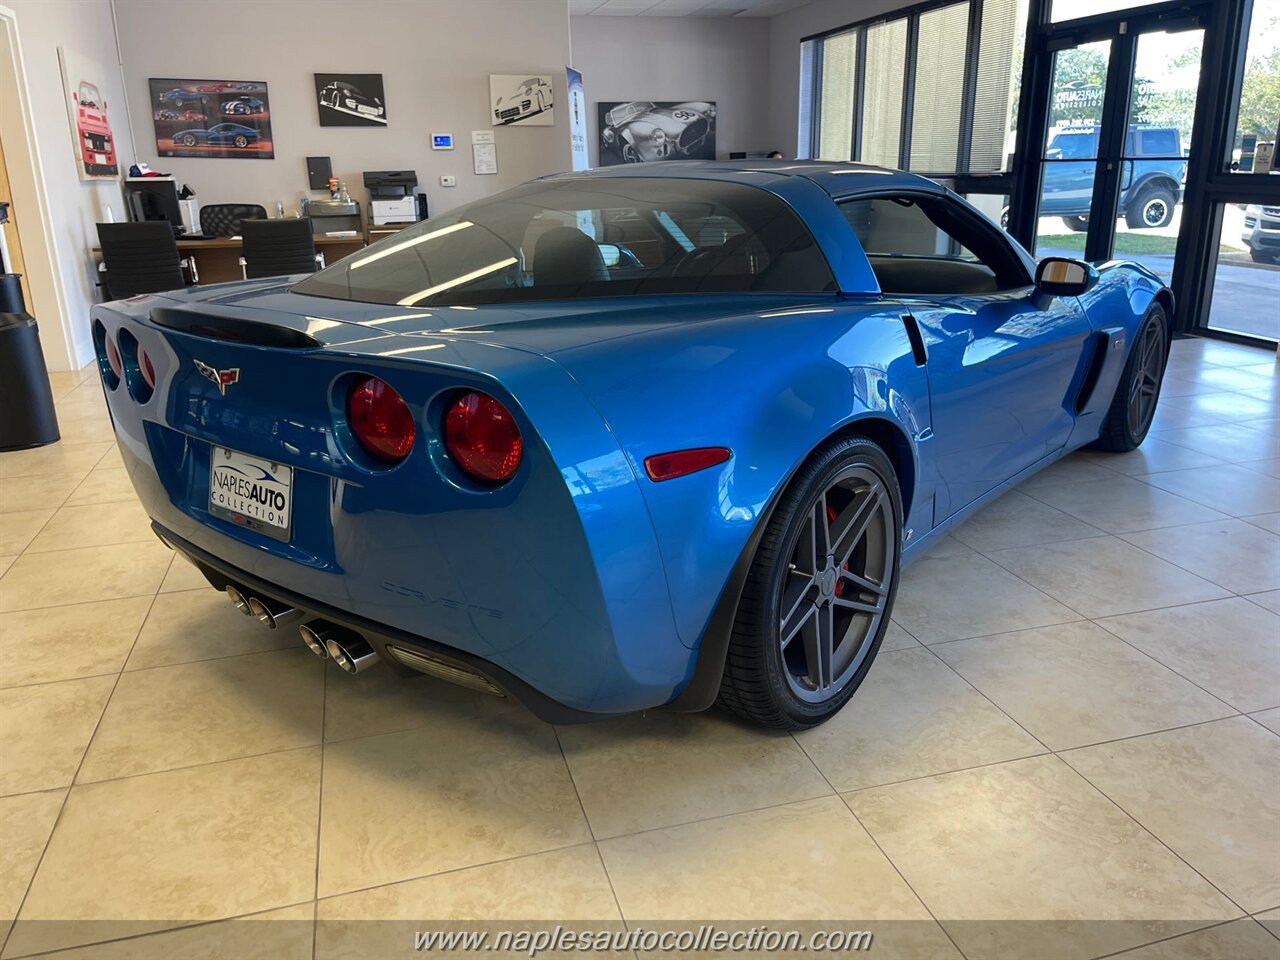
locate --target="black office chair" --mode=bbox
[238,218,324,279]
[199,203,268,238]
[96,222,196,300]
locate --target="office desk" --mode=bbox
[93,235,366,286]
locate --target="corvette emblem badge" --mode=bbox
[194,359,240,396]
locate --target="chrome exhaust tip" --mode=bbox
[246,596,299,630]
[298,622,331,660]
[225,585,251,615]
[325,634,378,674]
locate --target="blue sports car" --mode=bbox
[221,96,264,116]
[91,161,1172,729]
[171,123,260,149]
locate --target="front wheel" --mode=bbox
[178,134,197,147]
[1062,215,1090,232]
[1093,303,1168,452]
[718,437,901,730]
[1249,247,1280,265]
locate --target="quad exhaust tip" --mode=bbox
[225,585,251,615]
[298,623,330,659]
[246,596,300,630]
[298,621,377,673]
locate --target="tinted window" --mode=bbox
[1138,128,1179,156]
[841,197,976,260]
[294,179,835,306]
[1046,131,1098,159]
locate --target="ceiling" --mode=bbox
[569,0,812,17]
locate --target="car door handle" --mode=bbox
[900,314,928,366]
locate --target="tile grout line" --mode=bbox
[0,585,161,959]
[790,735,971,960]
[549,723,632,933]
[311,661,328,960]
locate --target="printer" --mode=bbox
[364,170,422,225]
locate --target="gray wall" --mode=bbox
[113,0,573,218]
[766,0,909,158]
[5,0,137,369]
[570,15,774,164]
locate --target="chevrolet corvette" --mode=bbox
[91,162,1172,729]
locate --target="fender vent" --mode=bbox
[1072,331,1110,414]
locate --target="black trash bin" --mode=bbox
[0,201,60,451]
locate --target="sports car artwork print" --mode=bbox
[598,101,716,166]
[149,78,273,159]
[92,161,1174,730]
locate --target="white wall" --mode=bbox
[766,0,907,158]
[4,0,136,371]
[113,0,573,219]
[569,15,774,164]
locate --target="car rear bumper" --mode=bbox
[155,523,621,723]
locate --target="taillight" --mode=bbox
[347,376,416,463]
[138,343,156,390]
[444,391,523,483]
[105,335,123,382]
[644,447,731,482]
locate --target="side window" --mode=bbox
[841,198,976,261]
[1138,128,1179,156]
[841,194,1030,296]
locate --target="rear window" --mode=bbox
[292,178,836,307]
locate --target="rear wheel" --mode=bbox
[1062,215,1090,232]
[233,135,248,148]
[718,437,901,730]
[1125,185,1177,229]
[1094,303,1168,452]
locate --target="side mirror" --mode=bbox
[1035,257,1097,297]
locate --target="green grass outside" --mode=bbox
[1039,233,1237,255]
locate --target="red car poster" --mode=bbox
[148,78,274,160]
[58,48,119,181]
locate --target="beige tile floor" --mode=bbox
[0,338,1277,960]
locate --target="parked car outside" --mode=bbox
[171,122,261,148]
[601,101,716,163]
[1242,204,1280,264]
[1040,123,1187,231]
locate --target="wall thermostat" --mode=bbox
[431,134,454,150]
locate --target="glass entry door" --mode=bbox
[1028,18,1205,276]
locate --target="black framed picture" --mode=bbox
[314,73,387,127]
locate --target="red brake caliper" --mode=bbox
[826,504,848,597]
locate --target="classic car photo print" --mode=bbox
[90,161,1174,731]
[597,100,716,165]
[490,74,555,126]
[314,72,387,127]
[147,78,274,159]
[58,47,119,180]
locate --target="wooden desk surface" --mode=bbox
[92,234,366,286]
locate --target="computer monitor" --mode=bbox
[124,178,183,232]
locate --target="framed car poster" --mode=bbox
[597,101,716,166]
[490,74,554,127]
[148,78,274,159]
[314,73,387,127]
[58,48,120,180]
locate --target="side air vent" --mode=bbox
[150,307,322,349]
[1073,331,1112,415]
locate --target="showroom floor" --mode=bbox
[0,336,1277,960]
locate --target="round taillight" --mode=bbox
[444,391,523,483]
[347,376,416,463]
[138,343,156,390]
[105,335,124,382]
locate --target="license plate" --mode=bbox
[209,446,293,541]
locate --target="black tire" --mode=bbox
[1094,303,1168,452]
[1249,248,1280,265]
[1125,185,1177,229]
[233,135,248,148]
[179,134,197,147]
[1062,215,1090,232]
[718,437,901,730]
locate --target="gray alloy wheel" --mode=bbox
[179,133,197,146]
[777,464,895,704]
[233,135,248,148]
[718,437,901,729]
[1093,303,1168,452]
